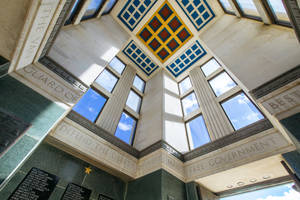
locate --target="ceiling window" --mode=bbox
[221,93,264,130]
[266,0,290,24]
[126,90,142,113]
[186,115,211,150]
[219,0,235,13]
[65,0,81,25]
[95,69,118,93]
[179,77,192,95]
[236,0,261,19]
[209,72,237,97]
[115,112,137,145]
[181,92,199,116]
[82,0,104,20]
[133,75,145,93]
[201,59,221,77]
[102,0,117,15]
[73,89,107,122]
[109,57,126,75]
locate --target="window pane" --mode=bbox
[82,0,104,19]
[179,77,192,95]
[103,0,117,14]
[133,76,145,93]
[65,0,80,25]
[182,92,199,116]
[267,0,290,22]
[126,91,142,113]
[115,112,137,144]
[186,115,210,150]
[201,59,221,77]
[209,72,236,96]
[95,69,118,92]
[73,89,106,122]
[219,0,234,13]
[236,0,260,17]
[109,57,126,74]
[221,93,264,130]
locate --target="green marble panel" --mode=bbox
[280,113,300,142]
[185,182,199,200]
[0,170,25,199]
[283,150,300,178]
[162,170,186,200]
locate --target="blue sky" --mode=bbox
[222,183,300,200]
[187,115,210,149]
[115,112,136,144]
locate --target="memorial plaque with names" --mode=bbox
[0,109,30,158]
[98,194,114,200]
[61,183,91,200]
[8,167,59,200]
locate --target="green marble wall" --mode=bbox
[280,113,300,142]
[0,76,65,184]
[283,151,300,179]
[0,143,126,200]
[126,169,186,200]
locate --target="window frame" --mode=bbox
[95,68,119,93]
[102,0,118,15]
[219,91,265,131]
[114,110,138,146]
[133,74,146,93]
[73,87,108,123]
[185,114,212,151]
[64,0,84,25]
[81,0,106,21]
[233,0,263,21]
[218,0,236,15]
[261,0,292,27]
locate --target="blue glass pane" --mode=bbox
[133,76,145,93]
[83,0,104,19]
[236,0,260,17]
[186,115,210,149]
[201,58,221,77]
[65,0,80,25]
[182,92,199,116]
[95,69,118,92]
[209,72,236,96]
[103,0,117,14]
[267,0,289,22]
[179,77,192,95]
[221,93,264,130]
[115,112,137,144]
[219,0,234,13]
[126,90,142,113]
[109,57,126,74]
[73,89,107,122]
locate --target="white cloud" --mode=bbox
[257,188,300,200]
[210,73,236,95]
[244,112,260,121]
[88,107,94,112]
[118,122,132,131]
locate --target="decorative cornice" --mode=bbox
[39,56,88,93]
[216,175,291,197]
[250,65,300,99]
[0,56,9,78]
[40,0,74,58]
[183,119,273,161]
[67,110,140,157]
[67,111,274,163]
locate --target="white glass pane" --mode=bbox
[83,0,104,19]
[219,0,234,12]
[103,0,117,14]
[179,77,192,95]
[201,59,221,77]
[109,57,125,74]
[209,72,236,96]
[186,115,210,150]
[126,91,142,113]
[95,69,118,92]
[267,0,289,22]
[115,112,136,145]
[236,0,260,17]
[133,76,145,93]
[221,93,264,130]
[182,92,199,116]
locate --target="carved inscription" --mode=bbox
[17,65,81,105]
[16,0,60,70]
[262,85,300,115]
[53,122,137,176]
[185,132,290,180]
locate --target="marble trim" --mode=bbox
[250,65,300,99]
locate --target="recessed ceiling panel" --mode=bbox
[118,0,158,31]
[137,1,193,63]
[176,0,215,31]
[166,40,207,77]
[123,40,159,76]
